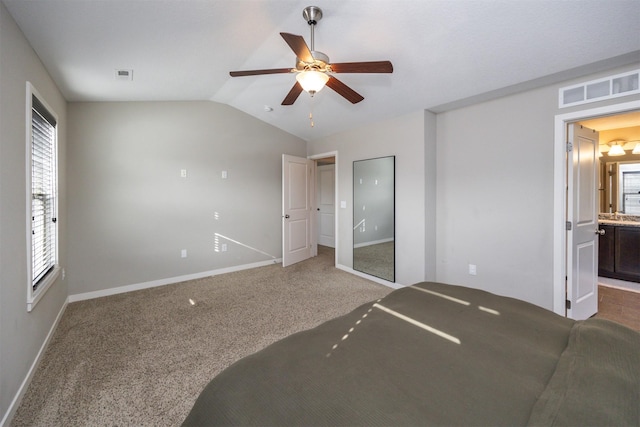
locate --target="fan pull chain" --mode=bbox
[309,96,315,127]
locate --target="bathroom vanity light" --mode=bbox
[632,141,640,155]
[608,140,626,156]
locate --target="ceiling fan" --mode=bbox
[229,6,393,106]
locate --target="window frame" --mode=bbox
[26,82,60,312]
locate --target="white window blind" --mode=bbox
[623,171,640,195]
[31,94,57,291]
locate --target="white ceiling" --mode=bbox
[3,0,640,141]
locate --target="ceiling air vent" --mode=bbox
[559,69,639,108]
[114,69,133,81]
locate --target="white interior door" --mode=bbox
[316,164,335,248]
[282,154,314,267]
[567,124,599,320]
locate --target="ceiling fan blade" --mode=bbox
[230,68,292,77]
[282,81,304,105]
[330,61,393,74]
[280,32,314,63]
[326,76,364,104]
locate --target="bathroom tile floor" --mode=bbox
[595,285,640,331]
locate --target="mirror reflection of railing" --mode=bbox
[353,156,395,282]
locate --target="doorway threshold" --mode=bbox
[598,276,640,294]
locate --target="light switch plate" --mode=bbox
[468,264,477,275]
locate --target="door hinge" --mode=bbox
[566,142,573,152]
[566,221,572,231]
[566,299,571,310]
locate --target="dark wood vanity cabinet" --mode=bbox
[598,225,615,276]
[599,224,640,283]
[615,227,640,280]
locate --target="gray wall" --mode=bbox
[435,85,558,307]
[67,101,306,296]
[435,63,640,310]
[0,3,68,422]
[308,111,428,286]
[308,64,638,307]
[424,111,437,281]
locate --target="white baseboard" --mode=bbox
[336,264,404,289]
[68,258,283,303]
[1,299,68,427]
[353,238,394,249]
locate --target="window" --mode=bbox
[558,69,640,108]
[619,163,640,215]
[27,84,59,311]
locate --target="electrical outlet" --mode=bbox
[180,169,187,178]
[468,264,477,275]
[181,249,187,258]
[221,244,227,252]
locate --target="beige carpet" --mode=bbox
[11,246,391,426]
[353,241,394,282]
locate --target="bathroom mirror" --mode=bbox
[353,156,395,282]
[601,161,640,213]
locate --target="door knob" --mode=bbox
[284,214,290,219]
[595,229,605,235]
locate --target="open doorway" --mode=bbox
[578,111,640,294]
[309,152,338,267]
[553,100,640,318]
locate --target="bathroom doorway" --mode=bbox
[578,110,640,294]
[553,100,640,318]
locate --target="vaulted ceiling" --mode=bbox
[3,0,639,140]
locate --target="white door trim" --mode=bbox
[309,151,339,267]
[553,99,640,316]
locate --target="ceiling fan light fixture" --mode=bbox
[296,70,329,95]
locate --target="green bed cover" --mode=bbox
[183,282,640,426]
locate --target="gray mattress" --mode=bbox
[183,282,640,426]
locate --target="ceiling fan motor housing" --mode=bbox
[297,51,330,72]
[298,7,328,71]
[302,6,322,25]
